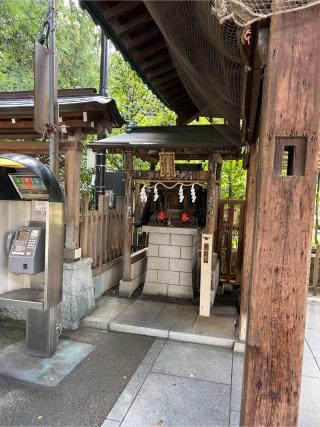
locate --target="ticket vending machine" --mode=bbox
[0,153,64,357]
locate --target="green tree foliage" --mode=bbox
[220,160,247,200]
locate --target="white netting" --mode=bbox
[144,1,242,143]
[210,0,320,26]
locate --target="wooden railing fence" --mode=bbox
[217,199,245,285]
[80,195,124,273]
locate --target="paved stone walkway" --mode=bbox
[82,296,236,348]
[101,298,320,427]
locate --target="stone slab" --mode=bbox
[299,375,320,427]
[169,258,192,272]
[0,339,94,387]
[152,341,232,384]
[101,420,120,427]
[121,372,230,427]
[169,330,234,349]
[141,339,166,365]
[112,300,166,326]
[171,233,193,246]
[305,328,320,358]
[142,225,199,235]
[148,256,169,270]
[179,271,193,286]
[159,245,180,259]
[143,282,168,297]
[154,304,198,331]
[229,410,240,427]
[109,322,168,339]
[147,244,159,257]
[193,314,236,341]
[181,246,193,259]
[145,269,158,282]
[231,352,244,412]
[157,270,180,285]
[148,233,170,245]
[107,362,151,422]
[302,341,320,378]
[81,296,132,330]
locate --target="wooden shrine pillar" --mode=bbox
[241,7,320,426]
[123,149,133,281]
[239,144,258,342]
[64,132,82,260]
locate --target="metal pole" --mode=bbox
[48,0,59,177]
[99,33,109,97]
[95,32,109,208]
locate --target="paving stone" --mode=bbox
[231,352,244,411]
[112,300,166,327]
[229,410,240,427]
[142,339,166,365]
[152,341,232,384]
[109,323,168,339]
[107,363,151,422]
[154,304,198,331]
[149,233,170,245]
[168,284,193,299]
[306,300,320,331]
[101,420,120,427]
[193,314,236,341]
[81,296,132,330]
[121,373,230,427]
[169,330,234,348]
[169,258,192,272]
[157,270,180,285]
[0,339,94,387]
[148,256,169,270]
[159,244,180,258]
[305,329,320,358]
[170,233,193,246]
[148,244,159,257]
[299,375,320,427]
[302,342,320,378]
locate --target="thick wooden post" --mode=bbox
[123,149,133,281]
[239,144,258,342]
[64,134,82,260]
[241,7,320,426]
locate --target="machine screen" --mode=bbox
[9,174,48,200]
[17,230,31,242]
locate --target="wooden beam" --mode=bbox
[116,12,153,37]
[126,26,161,50]
[241,6,320,426]
[239,144,257,342]
[102,2,140,21]
[64,134,82,258]
[123,149,133,281]
[0,140,80,153]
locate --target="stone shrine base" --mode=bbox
[142,225,200,299]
